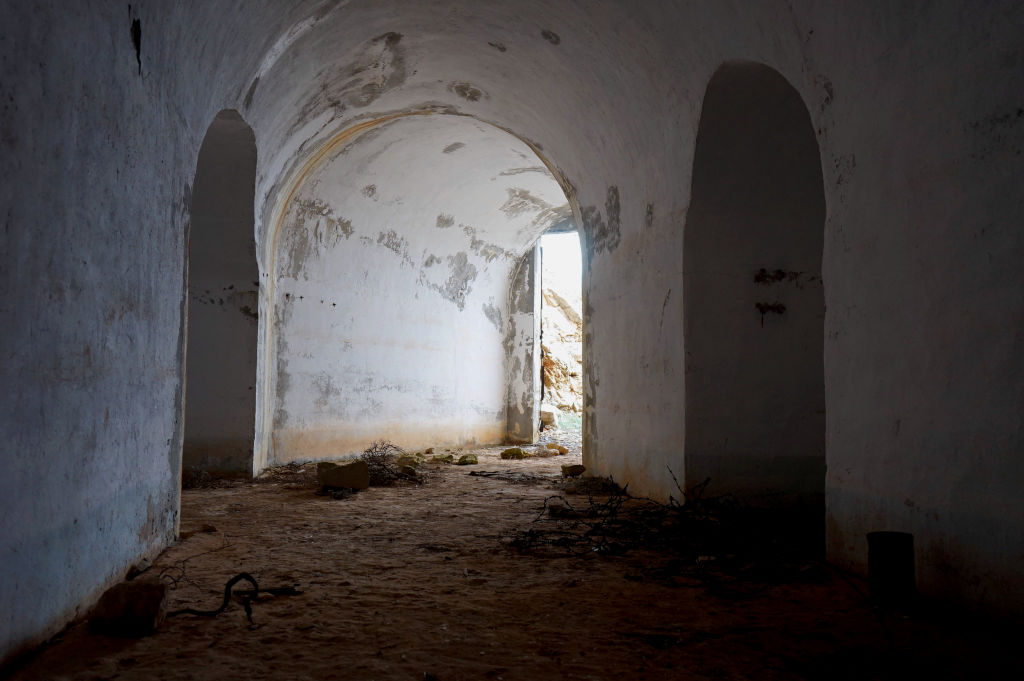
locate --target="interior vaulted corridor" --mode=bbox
[261,113,568,466]
[1,0,1022,676]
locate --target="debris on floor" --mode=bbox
[508,473,831,597]
[561,464,586,477]
[456,453,478,465]
[467,470,550,485]
[254,461,318,488]
[500,447,530,459]
[360,439,405,485]
[12,446,1021,681]
[316,460,370,490]
[539,405,558,427]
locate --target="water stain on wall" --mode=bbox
[482,300,503,332]
[290,31,406,135]
[282,198,354,279]
[450,82,485,102]
[273,296,296,430]
[581,185,621,260]
[541,29,561,45]
[312,372,342,411]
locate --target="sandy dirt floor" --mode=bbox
[10,440,1020,681]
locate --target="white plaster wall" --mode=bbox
[2,0,1023,662]
[801,3,1024,611]
[267,115,565,462]
[184,110,259,475]
[0,1,197,660]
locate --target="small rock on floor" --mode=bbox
[317,460,370,489]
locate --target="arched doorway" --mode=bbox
[183,110,259,478]
[538,228,584,433]
[256,113,579,467]
[684,63,826,506]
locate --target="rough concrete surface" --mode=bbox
[1,0,1023,664]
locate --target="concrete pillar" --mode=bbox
[505,244,541,443]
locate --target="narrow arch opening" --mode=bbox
[683,63,826,508]
[539,229,583,438]
[183,109,259,481]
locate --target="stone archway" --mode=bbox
[254,113,579,468]
[684,63,826,506]
[183,110,259,477]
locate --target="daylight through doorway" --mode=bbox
[539,230,583,438]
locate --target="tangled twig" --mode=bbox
[508,467,822,590]
[158,535,232,591]
[361,439,409,485]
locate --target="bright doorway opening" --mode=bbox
[539,230,583,437]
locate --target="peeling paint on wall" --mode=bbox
[482,300,503,332]
[437,251,477,309]
[463,224,514,262]
[498,166,548,176]
[501,187,550,217]
[376,229,415,267]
